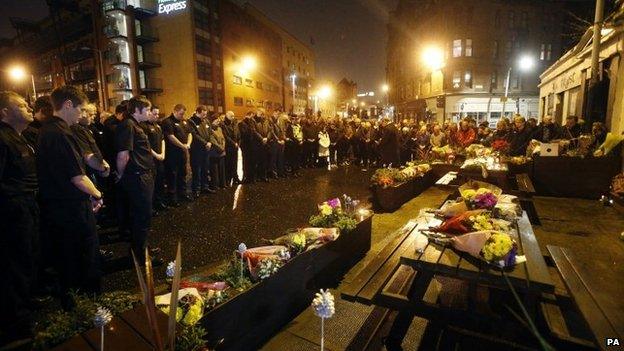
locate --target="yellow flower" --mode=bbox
[320,204,333,216]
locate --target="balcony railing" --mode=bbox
[138,51,161,67]
[135,24,158,42]
[103,24,126,39]
[102,0,157,16]
[108,73,132,91]
[105,50,130,65]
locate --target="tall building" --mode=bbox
[1,0,315,118]
[246,4,316,115]
[386,0,594,125]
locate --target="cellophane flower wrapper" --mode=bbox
[450,231,524,267]
[155,287,204,326]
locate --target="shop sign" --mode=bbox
[158,0,187,14]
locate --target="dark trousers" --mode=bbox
[42,199,100,305]
[153,160,166,205]
[120,172,154,262]
[0,194,39,332]
[337,138,351,162]
[210,156,226,188]
[303,140,317,166]
[191,149,210,192]
[165,155,189,201]
[286,141,302,173]
[269,142,285,176]
[329,143,338,165]
[253,143,269,179]
[225,146,239,185]
[241,144,255,181]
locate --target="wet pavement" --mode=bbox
[101,165,373,292]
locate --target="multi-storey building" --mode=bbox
[246,4,316,115]
[386,0,593,125]
[1,0,314,118]
[218,0,283,117]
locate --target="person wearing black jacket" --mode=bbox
[376,118,400,166]
[302,118,317,167]
[0,91,38,338]
[140,106,167,210]
[222,111,241,186]
[188,105,214,197]
[162,104,192,205]
[238,112,256,183]
[269,112,286,178]
[509,116,533,156]
[532,116,560,143]
[253,110,272,182]
[207,114,226,189]
[115,95,161,265]
[37,86,103,309]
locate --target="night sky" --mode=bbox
[0,0,396,93]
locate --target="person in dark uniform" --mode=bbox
[189,105,213,197]
[37,86,103,309]
[115,96,161,265]
[302,118,318,167]
[140,106,167,211]
[222,111,241,186]
[162,104,192,205]
[71,103,111,183]
[253,110,272,182]
[23,96,53,148]
[0,91,38,340]
[238,111,256,183]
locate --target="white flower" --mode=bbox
[166,261,177,278]
[257,257,282,280]
[278,249,291,261]
[312,289,335,319]
[237,243,247,254]
[94,306,112,327]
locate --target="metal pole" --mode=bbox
[30,74,37,98]
[291,75,296,113]
[590,0,605,84]
[502,67,511,118]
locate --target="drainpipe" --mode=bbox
[590,0,605,84]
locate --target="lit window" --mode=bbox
[546,44,552,60]
[540,44,546,60]
[453,39,462,57]
[464,70,472,88]
[452,71,461,88]
[465,39,473,57]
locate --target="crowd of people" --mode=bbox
[0,85,609,342]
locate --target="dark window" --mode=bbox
[194,11,211,31]
[232,75,242,84]
[508,11,515,28]
[492,40,499,59]
[197,61,212,81]
[199,88,214,105]
[256,81,263,89]
[195,35,211,56]
[491,71,497,89]
[521,12,528,28]
[234,97,243,106]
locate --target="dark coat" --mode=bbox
[378,124,400,165]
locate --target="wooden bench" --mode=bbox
[543,245,624,350]
[515,173,540,225]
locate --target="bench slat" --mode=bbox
[82,314,154,351]
[548,245,622,350]
[518,212,553,292]
[357,235,418,304]
[341,221,417,301]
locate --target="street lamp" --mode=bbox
[502,54,535,115]
[290,73,297,113]
[381,83,389,110]
[422,47,445,71]
[8,65,37,98]
[314,85,332,116]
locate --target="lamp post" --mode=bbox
[502,55,535,116]
[421,46,445,121]
[290,73,296,113]
[381,84,389,112]
[8,66,37,100]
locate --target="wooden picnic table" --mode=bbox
[343,210,554,325]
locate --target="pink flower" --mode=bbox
[326,198,341,209]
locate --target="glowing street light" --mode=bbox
[518,55,535,72]
[318,85,332,99]
[381,84,389,93]
[7,65,37,97]
[421,47,444,71]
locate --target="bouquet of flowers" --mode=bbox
[430,210,510,234]
[370,168,407,188]
[309,197,358,233]
[155,288,204,326]
[459,181,502,210]
[450,231,521,267]
[257,257,283,280]
[465,144,492,158]
[491,139,511,154]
